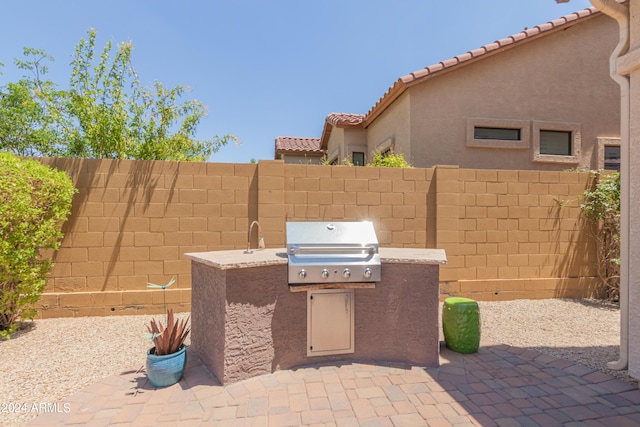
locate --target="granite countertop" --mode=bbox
[380,247,447,264]
[184,248,447,270]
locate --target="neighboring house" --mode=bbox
[274,136,324,164]
[276,7,621,171]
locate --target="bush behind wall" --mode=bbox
[581,171,620,301]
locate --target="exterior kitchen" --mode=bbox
[185,221,447,385]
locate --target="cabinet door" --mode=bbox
[307,289,354,356]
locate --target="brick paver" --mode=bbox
[26,343,640,426]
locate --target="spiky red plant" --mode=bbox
[147,309,191,356]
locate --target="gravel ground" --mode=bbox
[0,299,634,426]
[475,299,631,383]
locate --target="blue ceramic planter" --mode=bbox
[146,345,187,387]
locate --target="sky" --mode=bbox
[0,0,593,163]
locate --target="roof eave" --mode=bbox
[362,7,599,127]
[320,114,365,150]
[362,79,408,128]
[320,120,333,151]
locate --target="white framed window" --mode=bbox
[532,121,580,164]
[466,118,530,149]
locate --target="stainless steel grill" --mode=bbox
[286,221,381,284]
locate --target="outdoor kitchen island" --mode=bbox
[185,247,447,385]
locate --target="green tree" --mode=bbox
[0,29,235,161]
[0,49,66,157]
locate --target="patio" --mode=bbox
[26,342,640,426]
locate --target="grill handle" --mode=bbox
[288,245,378,255]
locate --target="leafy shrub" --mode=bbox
[321,151,413,168]
[319,156,353,166]
[366,151,412,168]
[0,153,76,338]
[580,171,620,301]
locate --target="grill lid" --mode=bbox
[286,221,380,284]
[286,221,378,252]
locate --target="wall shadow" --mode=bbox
[44,158,166,292]
[547,175,603,298]
[101,160,165,288]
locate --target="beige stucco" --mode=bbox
[326,127,345,163]
[362,12,620,170]
[327,127,369,165]
[342,128,368,164]
[366,92,411,161]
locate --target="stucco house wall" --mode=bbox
[401,12,620,170]
[366,92,411,161]
[326,127,345,163]
[342,128,368,164]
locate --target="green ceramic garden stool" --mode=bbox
[442,297,480,354]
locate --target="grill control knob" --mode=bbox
[320,269,330,279]
[363,268,373,279]
[342,269,351,279]
[298,269,307,279]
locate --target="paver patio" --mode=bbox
[26,342,640,426]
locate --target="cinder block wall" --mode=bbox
[37,158,257,317]
[280,164,430,247]
[34,158,599,318]
[438,167,600,301]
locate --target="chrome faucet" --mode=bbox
[244,221,265,253]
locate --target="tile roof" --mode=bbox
[326,112,365,127]
[274,136,323,159]
[319,113,366,150]
[363,6,599,126]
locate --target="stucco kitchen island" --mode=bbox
[185,248,447,385]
